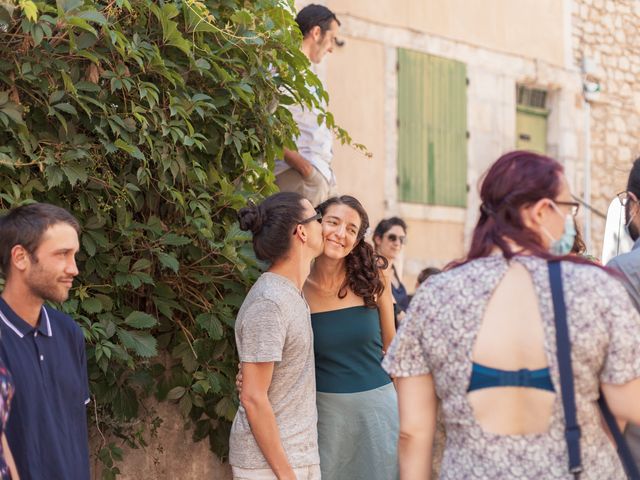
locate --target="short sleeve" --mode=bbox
[382,282,434,378]
[237,299,287,363]
[600,277,640,384]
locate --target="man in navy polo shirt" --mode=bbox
[0,203,90,479]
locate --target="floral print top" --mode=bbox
[383,255,640,479]
[0,358,13,480]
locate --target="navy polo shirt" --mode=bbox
[0,297,90,480]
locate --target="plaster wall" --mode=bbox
[326,0,567,67]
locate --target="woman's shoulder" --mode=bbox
[410,257,504,310]
[559,259,621,288]
[431,256,504,284]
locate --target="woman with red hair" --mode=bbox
[383,151,640,479]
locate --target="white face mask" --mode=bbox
[541,202,576,256]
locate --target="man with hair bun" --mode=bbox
[230,192,324,480]
[274,4,341,207]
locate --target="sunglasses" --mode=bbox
[385,233,406,245]
[292,211,323,235]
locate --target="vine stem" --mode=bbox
[93,395,107,444]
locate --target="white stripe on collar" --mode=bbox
[42,307,53,337]
[0,309,24,338]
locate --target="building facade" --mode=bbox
[311,0,640,288]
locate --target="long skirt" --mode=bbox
[316,382,399,480]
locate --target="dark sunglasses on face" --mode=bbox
[385,233,406,245]
[292,211,323,235]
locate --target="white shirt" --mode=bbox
[275,101,334,184]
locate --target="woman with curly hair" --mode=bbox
[304,195,398,480]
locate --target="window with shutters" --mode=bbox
[516,85,549,154]
[397,49,468,207]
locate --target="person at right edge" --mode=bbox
[274,5,341,207]
[606,155,640,470]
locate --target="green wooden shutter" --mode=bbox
[397,49,468,207]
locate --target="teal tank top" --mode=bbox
[311,305,392,393]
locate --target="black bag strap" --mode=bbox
[548,260,640,480]
[598,389,640,479]
[548,260,583,478]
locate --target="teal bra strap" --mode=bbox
[467,362,555,392]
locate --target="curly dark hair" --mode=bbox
[316,196,388,308]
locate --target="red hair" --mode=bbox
[450,151,599,268]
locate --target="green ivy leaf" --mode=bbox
[75,9,107,25]
[81,297,102,314]
[156,252,179,272]
[19,0,38,22]
[214,396,236,422]
[1,103,24,125]
[53,102,78,116]
[166,386,186,400]
[117,328,157,357]
[61,163,87,186]
[196,313,223,340]
[160,233,191,246]
[114,138,145,160]
[123,311,157,329]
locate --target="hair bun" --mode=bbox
[238,204,265,234]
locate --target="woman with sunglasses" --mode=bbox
[304,195,398,480]
[383,151,640,479]
[373,217,410,321]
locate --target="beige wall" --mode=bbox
[327,0,567,67]
[402,219,466,288]
[325,37,388,225]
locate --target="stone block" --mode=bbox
[613,116,627,133]
[618,56,630,70]
[605,131,619,147]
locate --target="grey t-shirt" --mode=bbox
[229,272,319,469]
[606,239,640,467]
[607,238,640,311]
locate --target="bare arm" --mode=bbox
[602,378,640,425]
[240,362,296,480]
[378,271,396,352]
[283,148,314,178]
[2,434,19,480]
[397,375,438,480]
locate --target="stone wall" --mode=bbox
[572,0,640,250]
[91,401,232,480]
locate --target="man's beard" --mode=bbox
[26,261,70,304]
